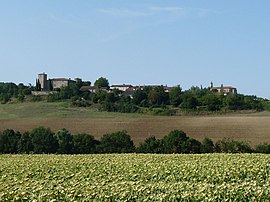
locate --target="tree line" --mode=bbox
[1,127,270,154]
[0,82,33,103]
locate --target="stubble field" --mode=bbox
[0,102,270,146]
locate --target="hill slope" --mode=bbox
[0,102,270,145]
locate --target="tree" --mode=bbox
[162,130,189,153]
[18,132,33,153]
[201,93,222,111]
[132,89,148,106]
[94,77,109,88]
[55,129,74,154]
[169,85,182,107]
[215,138,253,153]
[30,127,58,154]
[137,136,163,153]
[148,86,169,107]
[255,143,270,154]
[185,138,201,154]
[200,137,215,153]
[99,131,135,153]
[0,129,21,153]
[180,93,198,109]
[73,133,99,154]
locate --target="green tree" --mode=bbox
[201,93,222,111]
[224,94,244,110]
[132,89,148,106]
[55,129,74,154]
[162,130,189,153]
[215,138,253,153]
[73,133,99,154]
[30,127,58,154]
[94,77,109,88]
[137,136,163,153]
[0,129,21,153]
[18,132,33,153]
[148,86,169,107]
[99,131,135,153]
[169,85,182,107]
[200,137,215,153]
[185,138,201,154]
[255,143,270,154]
[180,93,198,109]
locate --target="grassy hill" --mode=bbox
[0,102,270,146]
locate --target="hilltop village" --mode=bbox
[1,72,265,113]
[34,72,237,97]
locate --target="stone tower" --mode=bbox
[38,72,47,91]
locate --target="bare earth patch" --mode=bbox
[0,115,270,146]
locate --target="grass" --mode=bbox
[0,102,150,119]
[0,102,270,146]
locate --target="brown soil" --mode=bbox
[1,116,270,146]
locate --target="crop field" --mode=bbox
[0,154,270,201]
[0,102,270,145]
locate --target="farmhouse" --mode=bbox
[210,83,237,95]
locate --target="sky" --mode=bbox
[0,1,270,98]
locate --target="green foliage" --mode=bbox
[162,130,190,153]
[137,136,163,153]
[132,89,148,106]
[55,129,74,154]
[0,125,268,154]
[99,131,135,153]
[169,85,182,107]
[73,133,99,154]
[255,143,270,154]
[215,138,253,153]
[200,137,215,153]
[17,132,33,153]
[30,127,58,154]
[0,82,32,103]
[180,93,198,109]
[200,93,222,111]
[0,129,21,153]
[94,77,109,88]
[185,138,201,154]
[148,86,169,107]
[31,95,42,102]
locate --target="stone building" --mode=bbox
[37,73,76,91]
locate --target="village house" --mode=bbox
[110,84,133,92]
[210,82,237,95]
[79,86,109,93]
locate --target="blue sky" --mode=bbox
[0,1,269,98]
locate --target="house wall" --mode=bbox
[51,80,70,89]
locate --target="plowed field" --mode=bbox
[0,102,270,145]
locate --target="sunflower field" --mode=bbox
[0,154,270,201]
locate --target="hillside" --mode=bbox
[0,102,270,145]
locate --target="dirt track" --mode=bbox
[1,115,270,145]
